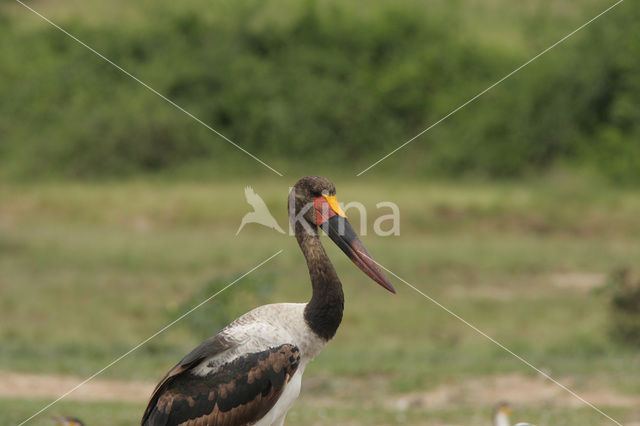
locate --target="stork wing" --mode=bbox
[141,334,233,424]
[141,340,300,426]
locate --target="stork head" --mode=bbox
[289,176,395,294]
[288,176,337,226]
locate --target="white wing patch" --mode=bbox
[192,303,326,377]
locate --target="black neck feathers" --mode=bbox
[295,221,344,341]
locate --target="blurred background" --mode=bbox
[1,0,639,424]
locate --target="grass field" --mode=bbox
[3,0,639,424]
[1,177,639,425]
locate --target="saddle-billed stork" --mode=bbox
[142,176,395,425]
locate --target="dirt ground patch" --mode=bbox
[0,370,154,402]
[2,370,638,414]
[391,373,640,410]
[550,272,606,293]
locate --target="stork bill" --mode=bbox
[141,176,394,425]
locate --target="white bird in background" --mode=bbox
[236,186,285,235]
[493,401,535,426]
[50,416,84,426]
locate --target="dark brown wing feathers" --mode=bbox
[155,336,233,393]
[142,334,234,422]
[142,344,300,426]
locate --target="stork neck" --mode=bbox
[295,222,344,341]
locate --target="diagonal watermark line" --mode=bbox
[356,0,625,176]
[359,252,622,425]
[14,0,284,177]
[18,249,284,426]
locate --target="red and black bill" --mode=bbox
[314,195,396,294]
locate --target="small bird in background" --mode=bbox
[50,416,84,426]
[493,401,535,426]
[236,186,285,235]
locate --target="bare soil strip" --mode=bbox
[391,373,640,410]
[1,370,637,411]
[0,370,154,402]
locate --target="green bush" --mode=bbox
[170,273,275,340]
[1,0,639,180]
[438,1,640,180]
[606,269,640,348]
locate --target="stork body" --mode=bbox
[142,177,394,425]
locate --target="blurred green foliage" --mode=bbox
[1,0,638,180]
[606,269,640,347]
[170,272,275,340]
